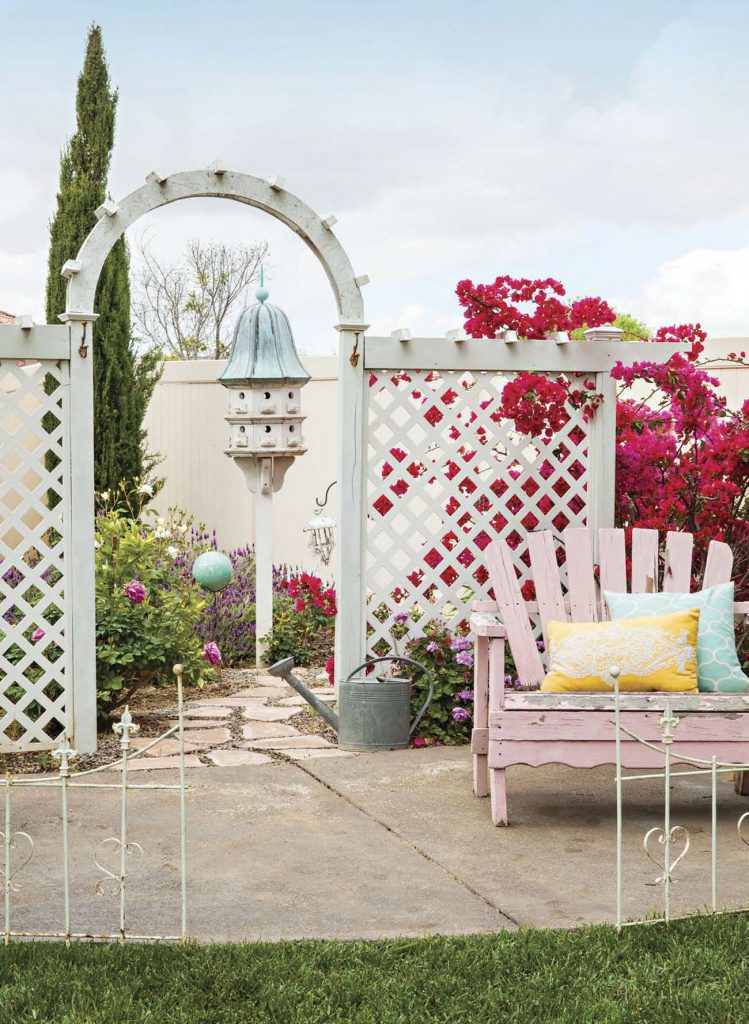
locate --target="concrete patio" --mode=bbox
[7,746,749,942]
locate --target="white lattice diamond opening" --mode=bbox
[367,368,592,656]
[0,361,70,749]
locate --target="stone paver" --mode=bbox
[192,692,282,706]
[169,718,230,730]
[207,750,273,767]
[181,706,235,720]
[249,735,334,750]
[250,675,290,687]
[242,705,298,722]
[278,694,336,707]
[284,748,354,761]
[130,737,201,757]
[241,721,300,741]
[126,754,205,771]
[178,727,232,744]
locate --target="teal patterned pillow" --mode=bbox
[605,583,748,694]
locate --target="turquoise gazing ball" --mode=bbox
[192,552,233,592]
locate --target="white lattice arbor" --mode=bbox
[62,166,368,719]
[0,322,96,750]
[337,335,678,672]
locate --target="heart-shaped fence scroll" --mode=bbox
[738,812,749,847]
[0,831,34,892]
[94,837,144,896]
[644,825,690,884]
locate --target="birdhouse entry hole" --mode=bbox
[264,425,271,433]
[289,425,294,432]
[239,392,245,399]
[288,391,293,398]
[240,426,246,433]
[264,391,271,400]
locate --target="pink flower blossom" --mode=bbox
[203,642,222,666]
[31,628,45,643]
[123,580,146,604]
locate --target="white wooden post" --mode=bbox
[335,324,369,685]
[254,462,274,666]
[63,316,98,752]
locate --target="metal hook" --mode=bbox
[315,481,338,508]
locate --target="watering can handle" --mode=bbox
[345,656,435,738]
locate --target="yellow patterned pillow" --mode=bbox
[541,609,700,693]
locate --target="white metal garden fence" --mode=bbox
[610,667,749,930]
[0,666,189,945]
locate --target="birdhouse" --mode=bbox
[219,273,310,460]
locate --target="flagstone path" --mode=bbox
[130,669,350,770]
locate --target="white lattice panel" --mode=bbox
[366,368,593,654]
[0,360,70,749]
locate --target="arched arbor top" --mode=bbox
[62,167,367,327]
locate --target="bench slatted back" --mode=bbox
[485,527,736,688]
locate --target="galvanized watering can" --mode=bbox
[268,655,434,752]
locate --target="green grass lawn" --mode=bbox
[1,915,747,1023]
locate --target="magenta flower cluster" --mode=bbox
[203,641,222,666]
[123,579,147,604]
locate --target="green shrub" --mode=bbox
[263,594,336,667]
[95,504,212,719]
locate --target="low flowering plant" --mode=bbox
[263,572,337,667]
[402,622,477,744]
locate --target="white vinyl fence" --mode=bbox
[143,340,748,577]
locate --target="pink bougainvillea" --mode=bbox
[455,275,615,340]
[457,274,749,600]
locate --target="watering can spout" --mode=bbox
[268,658,340,732]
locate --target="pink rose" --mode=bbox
[203,642,222,666]
[32,628,45,643]
[123,580,147,604]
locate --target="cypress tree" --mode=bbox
[45,24,160,495]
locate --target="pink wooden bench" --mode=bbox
[470,527,749,825]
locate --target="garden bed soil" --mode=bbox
[0,664,333,775]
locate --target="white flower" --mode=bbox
[154,527,170,539]
[176,524,188,535]
[166,545,180,559]
[157,517,165,527]
[94,539,101,550]
[138,483,154,497]
[100,491,110,502]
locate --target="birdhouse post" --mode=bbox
[219,274,310,664]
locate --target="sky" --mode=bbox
[2,0,749,353]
